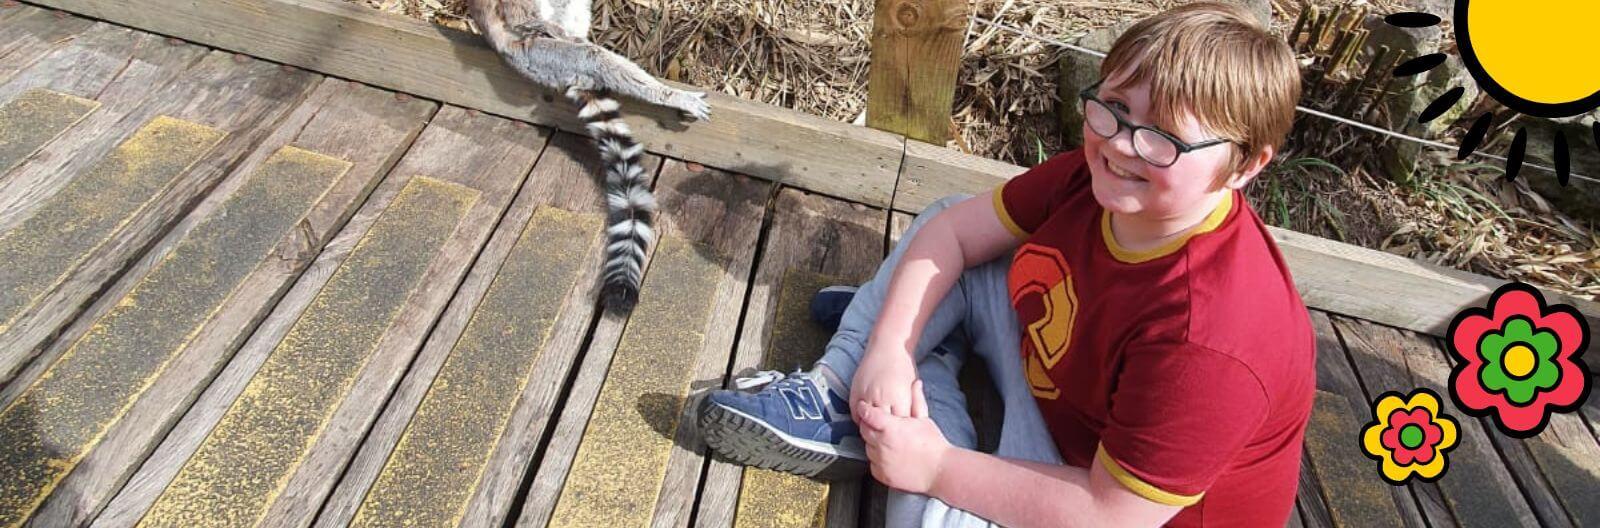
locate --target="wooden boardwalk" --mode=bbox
[0,4,1597,527]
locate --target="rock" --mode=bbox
[1515,118,1600,221]
[1056,20,1136,148]
[1362,10,1444,184]
[1054,0,1271,148]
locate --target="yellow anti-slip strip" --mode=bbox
[351,207,601,527]
[0,146,347,528]
[0,147,348,528]
[549,236,723,528]
[0,115,223,334]
[138,176,479,528]
[0,88,100,175]
[734,269,844,528]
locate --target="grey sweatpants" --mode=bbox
[816,195,1066,527]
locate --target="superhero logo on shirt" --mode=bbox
[1010,243,1078,400]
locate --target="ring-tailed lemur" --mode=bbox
[468,0,710,313]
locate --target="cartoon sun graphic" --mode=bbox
[1386,2,1600,185]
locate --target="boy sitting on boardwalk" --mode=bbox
[696,3,1315,526]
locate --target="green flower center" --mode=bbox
[1400,425,1425,449]
[1503,344,1536,379]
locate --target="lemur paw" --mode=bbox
[670,90,711,121]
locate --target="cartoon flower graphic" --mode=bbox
[1361,390,1459,484]
[1448,282,1591,438]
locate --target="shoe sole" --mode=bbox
[698,397,866,481]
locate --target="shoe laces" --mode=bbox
[732,369,806,390]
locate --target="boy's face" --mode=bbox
[1082,74,1257,221]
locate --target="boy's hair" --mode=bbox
[1100,1,1300,172]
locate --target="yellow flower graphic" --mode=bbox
[1361,389,1460,484]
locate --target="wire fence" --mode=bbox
[968,15,1600,186]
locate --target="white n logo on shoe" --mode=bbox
[778,386,824,420]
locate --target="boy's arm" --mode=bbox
[929,449,1181,528]
[856,190,1020,416]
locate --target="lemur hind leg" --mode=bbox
[498,37,709,120]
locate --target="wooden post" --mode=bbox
[866,0,968,144]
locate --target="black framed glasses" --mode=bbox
[1078,81,1234,168]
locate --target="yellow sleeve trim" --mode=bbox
[1095,445,1205,507]
[1101,191,1233,264]
[991,186,1029,240]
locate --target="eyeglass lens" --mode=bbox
[1083,99,1180,166]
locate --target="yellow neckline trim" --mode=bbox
[992,187,1029,240]
[1096,445,1205,507]
[1101,191,1233,264]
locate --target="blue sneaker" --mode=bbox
[697,369,866,480]
[808,285,858,332]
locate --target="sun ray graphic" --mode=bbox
[1384,1,1600,186]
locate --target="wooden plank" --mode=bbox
[1306,311,1433,528]
[1295,451,1335,528]
[892,139,1017,213]
[316,131,663,528]
[11,79,434,528]
[1332,316,1549,528]
[888,211,912,253]
[0,6,95,83]
[1303,391,1409,528]
[1287,504,1308,528]
[96,106,541,527]
[30,0,905,208]
[347,208,600,527]
[0,115,225,354]
[694,188,883,528]
[0,88,98,175]
[865,0,966,143]
[0,145,347,528]
[138,174,478,527]
[0,49,312,384]
[519,161,769,528]
[1486,421,1599,527]
[889,142,1600,350]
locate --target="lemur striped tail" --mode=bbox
[571,88,653,313]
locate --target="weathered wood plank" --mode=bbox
[1295,451,1335,528]
[0,22,155,108]
[0,115,223,334]
[30,0,905,208]
[890,141,1600,350]
[136,175,479,527]
[316,131,664,528]
[1303,391,1409,528]
[1332,316,1546,528]
[0,6,95,83]
[865,0,966,143]
[694,188,882,528]
[0,50,311,384]
[1305,311,1432,528]
[95,106,540,527]
[519,161,769,528]
[0,145,347,528]
[0,88,97,175]
[347,207,600,527]
[12,79,435,528]
[1486,421,1598,527]
[893,139,1017,214]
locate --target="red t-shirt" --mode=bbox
[994,149,1315,527]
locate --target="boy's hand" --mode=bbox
[849,350,917,417]
[855,380,952,495]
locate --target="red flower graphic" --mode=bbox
[1448,282,1591,438]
